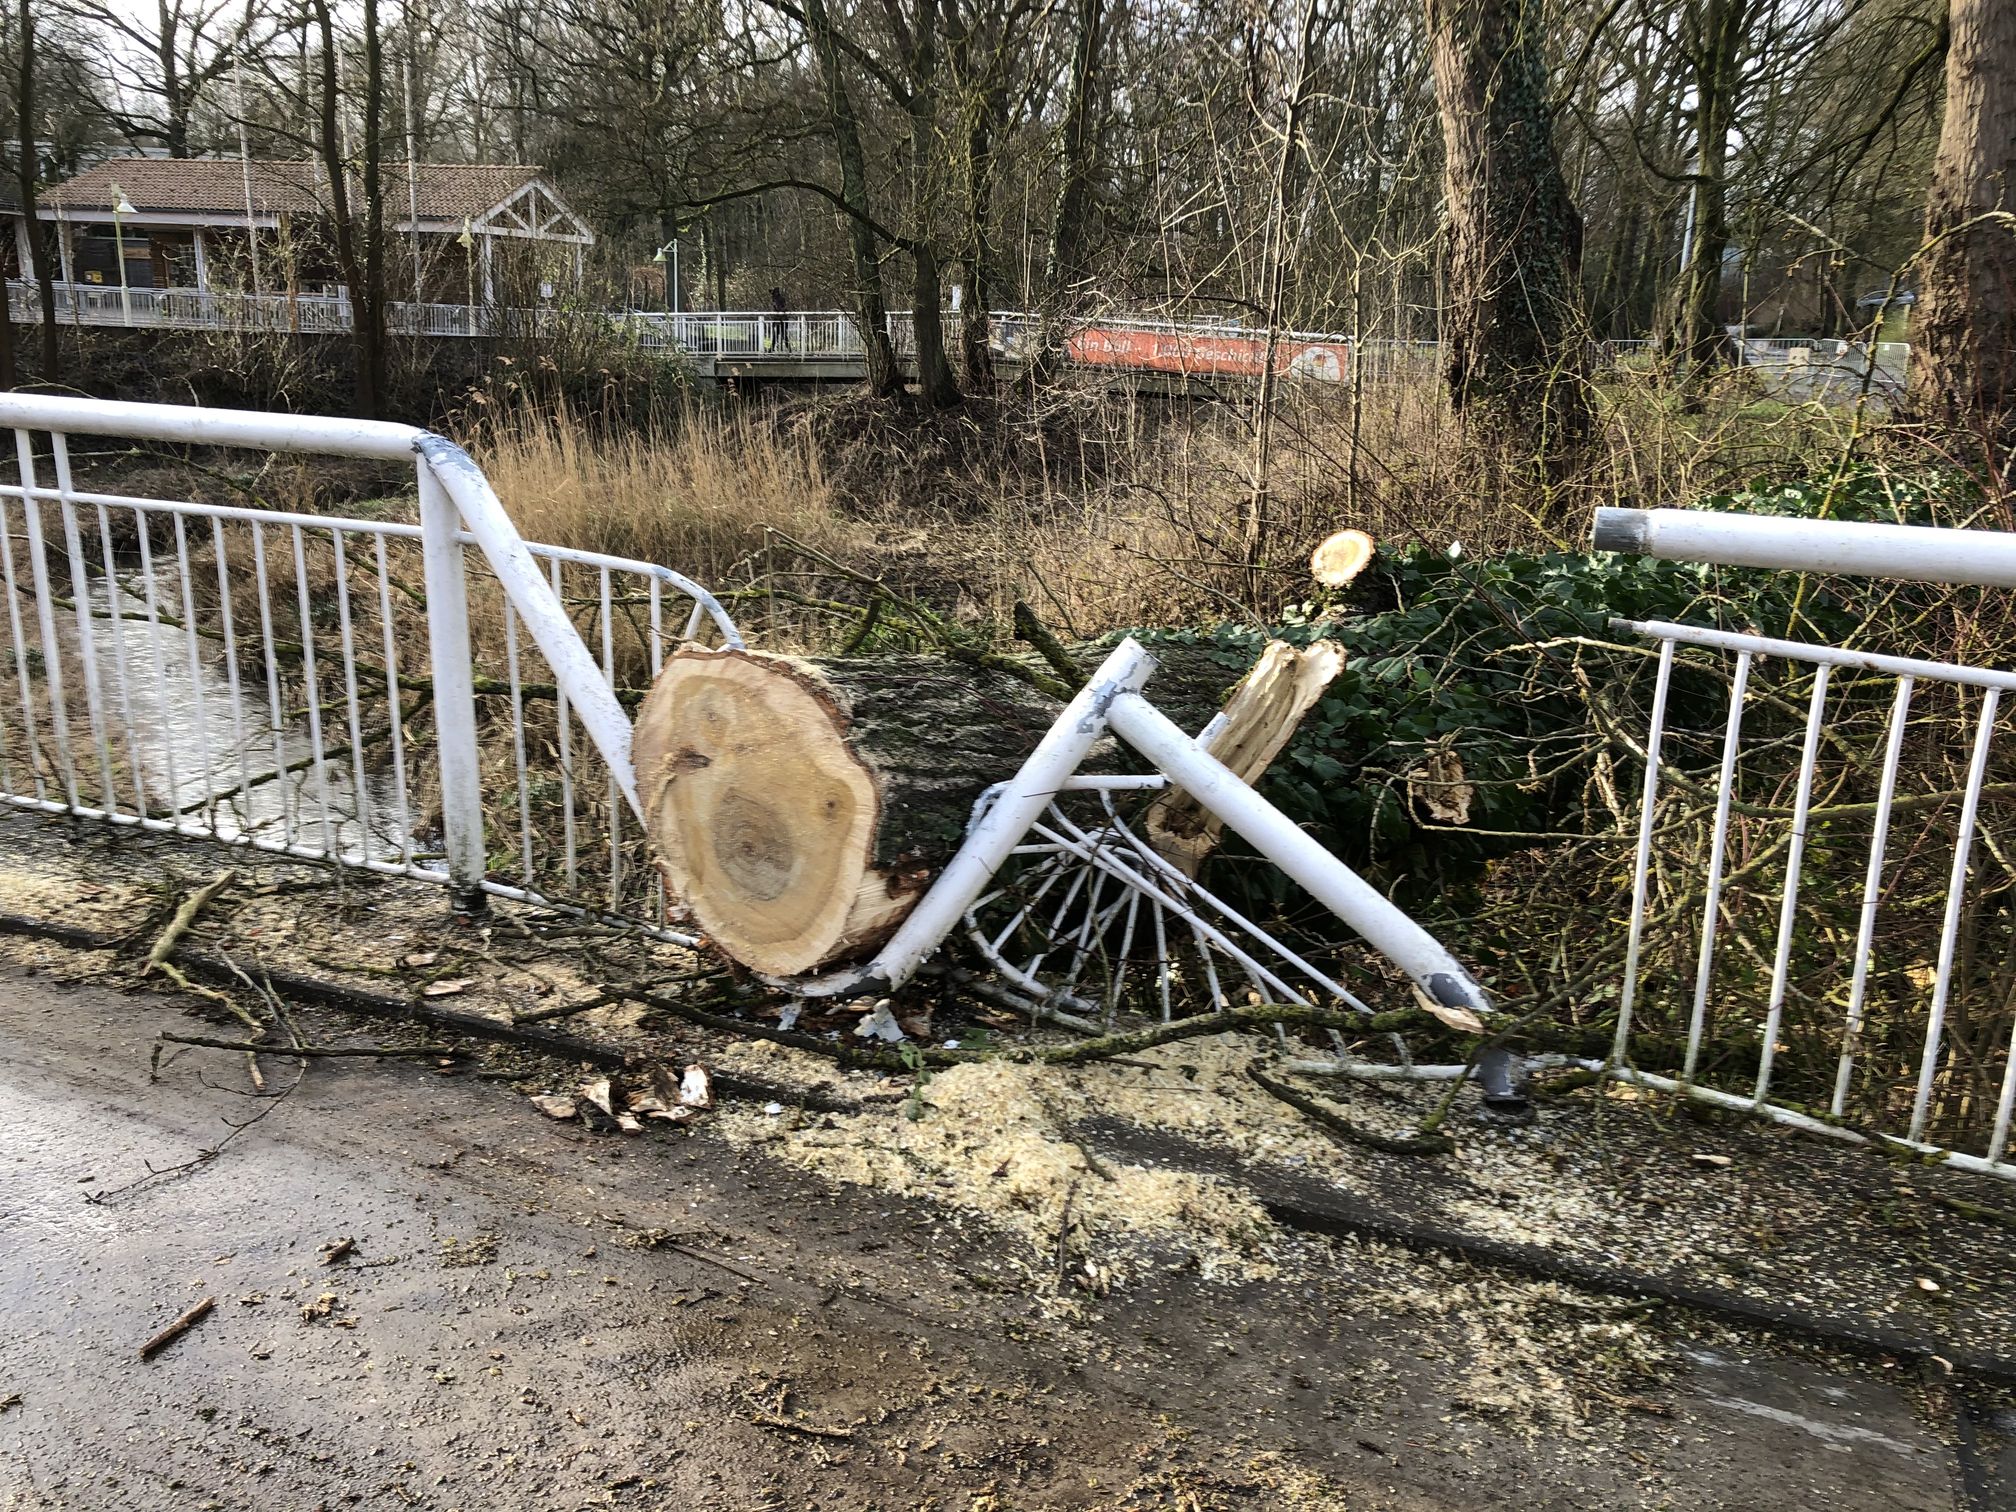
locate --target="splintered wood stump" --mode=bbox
[633,648,1065,977]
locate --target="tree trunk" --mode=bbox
[901,0,960,410]
[1425,0,1590,452]
[1035,0,1106,381]
[1670,0,1744,391]
[959,92,999,386]
[16,0,57,383]
[803,0,904,398]
[634,648,1065,976]
[361,0,389,419]
[912,244,960,407]
[311,0,383,419]
[1909,0,2016,446]
[1243,0,1324,605]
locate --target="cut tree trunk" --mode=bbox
[634,637,1318,978]
[633,648,1065,977]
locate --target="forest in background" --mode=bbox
[0,2,1999,417]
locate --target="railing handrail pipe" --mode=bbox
[1593,506,2016,590]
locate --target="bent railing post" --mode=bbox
[1103,685,1491,1017]
[414,434,640,814]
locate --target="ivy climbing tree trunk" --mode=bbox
[1425,0,1590,455]
[1909,0,2016,450]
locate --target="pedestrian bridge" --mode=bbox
[4,278,1902,396]
[4,279,1367,386]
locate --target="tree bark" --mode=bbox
[634,648,1064,976]
[16,0,58,383]
[360,0,388,419]
[1425,0,1590,452]
[310,0,385,419]
[1909,0,2016,447]
[803,0,904,398]
[1670,0,1745,390]
[1034,0,1106,381]
[899,0,960,409]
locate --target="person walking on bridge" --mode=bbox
[767,288,793,353]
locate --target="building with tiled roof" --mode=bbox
[13,157,593,304]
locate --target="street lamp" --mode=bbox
[651,239,680,315]
[110,182,137,326]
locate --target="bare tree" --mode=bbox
[307,0,388,416]
[69,0,265,156]
[1909,0,2016,446]
[800,0,904,396]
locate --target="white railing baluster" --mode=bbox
[1613,638,1676,1065]
[49,436,116,806]
[250,521,296,848]
[289,523,337,855]
[1909,687,2001,1143]
[416,455,489,909]
[1684,651,1751,1081]
[1833,676,1913,1117]
[329,532,375,863]
[1754,664,1831,1106]
[372,535,415,870]
[11,432,80,807]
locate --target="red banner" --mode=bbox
[1065,325,1350,383]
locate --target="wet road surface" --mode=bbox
[2,964,2009,1510]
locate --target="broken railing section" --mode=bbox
[630,633,1494,1031]
[1594,505,2016,1181]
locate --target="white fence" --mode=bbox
[1594,506,2016,1180]
[0,392,739,931]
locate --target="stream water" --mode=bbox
[10,561,419,870]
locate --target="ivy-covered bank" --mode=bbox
[1126,468,1976,914]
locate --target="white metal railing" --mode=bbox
[1594,505,2016,1180]
[0,392,740,931]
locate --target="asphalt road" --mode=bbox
[2,963,2009,1511]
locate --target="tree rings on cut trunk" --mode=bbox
[1310,529,1377,588]
[633,646,1063,978]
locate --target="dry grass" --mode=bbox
[471,402,862,585]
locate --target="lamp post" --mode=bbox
[651,239,680,315]
[110,183,137,326]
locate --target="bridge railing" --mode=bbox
[0,392,740,931]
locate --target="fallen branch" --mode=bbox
[138,1296,216,1360]
[748,1415,855,1440]
[1012,599,1087,689]
[156,1032,456,1060]
[144,871,238,975]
